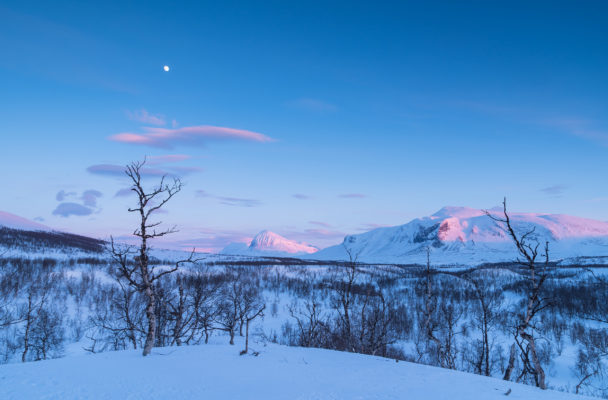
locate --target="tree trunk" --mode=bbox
[142,285,156,356]
[21,294,33,363]
[229,328,235,345]
[244,319,250,354]
[527,336,546,389]
[503,343,516,381]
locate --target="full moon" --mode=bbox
[163,65,170,72]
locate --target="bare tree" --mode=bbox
[485,198,550,389]
[109,159,195,356]
[239,284,265,355]
[416,247,441,364]
[20,272,55,362]
[330,244,361,351]
[287,295,329,348]
[460,269,504,376]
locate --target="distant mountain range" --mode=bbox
[311,206,608,265]
[221,230,318,257]
[4,207,608,265]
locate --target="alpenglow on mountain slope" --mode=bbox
[221,230,318,257]
[311,206,608,265]
[0,211,51,231]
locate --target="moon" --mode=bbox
[163,65,170,72]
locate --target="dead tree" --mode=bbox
[217,268,245,345]
[459,269,504,376]
[485,198,549,389]
[109,159,195,356]
[416,247,441,364]
[239,285,265,355]
[20,272,54,362]
[330,244,361,351]
[287,295,329,348]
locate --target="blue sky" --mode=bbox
[1,1,607,251]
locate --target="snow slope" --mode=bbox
[312,206,608,265]
[0,211,50,231]
[0,340,589,400]
[221,230,318,257]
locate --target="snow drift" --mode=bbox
[0,340,589,400]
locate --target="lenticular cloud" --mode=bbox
[110,125,273,149]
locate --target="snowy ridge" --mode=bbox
[0,211,50,231]
[311,206,608,265]
[221,230,318,257]
[0,340,589,400]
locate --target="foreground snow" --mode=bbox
[0,340,590,400]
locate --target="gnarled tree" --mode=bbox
[485,198,550,389]
[110,159,195,356]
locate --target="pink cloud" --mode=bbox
[338,193,367,199]
[110,125,274,149]
[126,109,166,126]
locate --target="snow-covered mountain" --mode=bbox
[311,206,608,265]
[221,230,318,257]
[0,211,50,231]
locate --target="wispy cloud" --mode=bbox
[284,228,346,246]
[289,98,338,113]
[338,193,367,199]
[309,220,332,228]
[87,164,169,177]
[293,193,311,200]
[126,109,166,126]
[109,125,273,149]
[168,166,203,175]
[147,154,191,164]
[357,223,390,231]
[544,118,608,146]
[173,228,254,252]
[196,190,261,207]
[540,184,568,197]
[114,188,133,197]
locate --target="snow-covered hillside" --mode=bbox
[221,230,318,257]
[0,340,589,400]
[0,210,105,256]
[0,211,50,231]
[312,206,608,265]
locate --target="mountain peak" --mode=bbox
[431,206,485,219]
[250,230,318,254]
[221,230,318,256]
